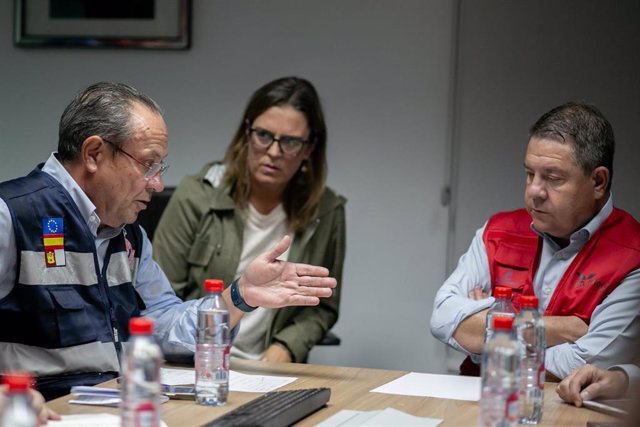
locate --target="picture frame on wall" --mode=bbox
[14,0,191,49]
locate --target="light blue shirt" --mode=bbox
[430,196,640,378]
[0,153,205,358]
[610,364,640,397]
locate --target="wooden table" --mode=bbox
[48,359,620,426]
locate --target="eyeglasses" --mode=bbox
[248,127,309,156]
[102,138,169,180]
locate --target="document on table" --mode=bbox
[316,408,442,426]
[160,368,297,392]
[371,372,481,401]
[48,413,168,426]
[68,387,169,407]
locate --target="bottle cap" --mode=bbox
[520,295,539,309]
[204,279,224,293]
[129,317,154,335]
[492,315,513,331]
[493,286,513,299]
[2,372,33,393]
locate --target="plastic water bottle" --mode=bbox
[0,372,37,427]
[121,317,163,427]
[485,286,516,344]
[195,279,230,406]
[479,316,520,427]
[516,295,545,424]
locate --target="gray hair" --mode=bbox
[529,101,615,191]
[57,82,163,162]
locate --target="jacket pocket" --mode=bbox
[48,287,98,347]
[186,212,219,267]
[492,242,533,291]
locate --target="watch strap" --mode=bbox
[230,278,257,312]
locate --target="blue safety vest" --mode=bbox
[0,167,145,396]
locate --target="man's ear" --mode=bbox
[81,136,106,174]
[592,166,610,198]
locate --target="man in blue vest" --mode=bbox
[0,82,336,400]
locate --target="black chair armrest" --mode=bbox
[318,330,341,346]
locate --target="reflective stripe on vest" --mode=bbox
[18,250,137,288]
[0,341,121,376]
[19,251,98,285]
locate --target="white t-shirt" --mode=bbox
[230,202,292,360]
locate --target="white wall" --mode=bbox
[452,0,640,262]
[1,1,639,375]
[0,1,454,373]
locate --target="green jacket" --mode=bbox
[153,162,346,362]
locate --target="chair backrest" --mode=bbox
[135,186,175,242]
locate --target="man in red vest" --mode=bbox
[430,102,640,380]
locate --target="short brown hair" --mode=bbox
[529,102,615,191]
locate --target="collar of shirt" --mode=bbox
[41,152,123,240]
[531,194,613,254]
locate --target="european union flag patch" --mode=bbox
[42,217,65,267]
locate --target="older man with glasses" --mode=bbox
[0,82,337,402]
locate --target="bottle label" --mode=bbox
[505,391,519,422]
[134,402,157,427]
[223,344,230,371]
[537,363,545,389]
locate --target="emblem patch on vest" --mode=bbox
[496,270,520,287]
[42,217,65,267]
[125,235,136,269]
[575,272,604,289]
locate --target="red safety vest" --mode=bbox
[460,207,640,376]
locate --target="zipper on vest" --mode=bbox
[111,306,124,366]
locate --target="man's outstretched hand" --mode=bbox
[239,236,337,308]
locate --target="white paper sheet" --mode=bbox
[160,367,297,392]
[160,367,195,385]
[316,408,442,426]
[48,413,168,426]
[229,370,297,392]
[370,372,480,401]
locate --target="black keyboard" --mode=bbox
[204,387,331,427]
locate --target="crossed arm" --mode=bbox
[451,286,588,355]
[431,225,640,379]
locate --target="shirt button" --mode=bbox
[544,287,552,295]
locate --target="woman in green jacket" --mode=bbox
[153,77,346,363]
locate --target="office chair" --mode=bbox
[135,187,341,347]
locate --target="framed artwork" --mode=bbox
[14,0,191,49]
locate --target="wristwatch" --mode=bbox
[230,278,257,312]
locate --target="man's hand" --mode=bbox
[468,285,489,301]
[240,236,337,308]
[30,387,61,424]
[0,385,60,425]
[261,342,293,363]
[556,364,628,407]
[544,315,588,347]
